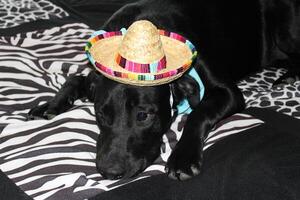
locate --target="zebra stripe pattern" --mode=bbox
[0,23,264,200]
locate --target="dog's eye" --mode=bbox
[136,111,149,122]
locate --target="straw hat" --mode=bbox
[85,20,197,86]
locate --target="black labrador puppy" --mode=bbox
[28,0,300,180]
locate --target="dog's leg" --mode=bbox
[271,28,300,87]
[166,59,245,181]
[262,0,300,87]
[28,73,96,120]
[272,44,300,87]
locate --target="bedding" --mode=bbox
[0,23,263,199]
[0,1,299,200]
[0,0,68,29]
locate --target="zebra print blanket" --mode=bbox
[0,23,267,200]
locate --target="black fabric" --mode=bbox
[91,108,300,200]
[0,170,32,200]
[49,0,138,29]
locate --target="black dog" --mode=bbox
[28,0,300,180]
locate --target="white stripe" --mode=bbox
[0,60,44,76]
[16,172,71,186]
[39,27,61,36]
[0,93,54,105]
[205,123,262,144]
[144,164,165,172]
[86,173,101,179]
[6,141,96,159]
[0,92,54,99]
[0,81,39,92]
[206,118,264,139]
[21,38,89,48]
[0,122,98,150]
[0,51,37,60]
[60,23,90,29]
[7,160,95,179]
[203,124,262,151]
[34,43,88,53]
[171,114,185,141]
[73,179,110,192]
[80,67,93,76]
[0,117,25,123]
[108,176,149,191]
[27,173,86,198]
[0,71,45,82]
[10,33,21,46]
[1,152,96,172]
[160,134,172,162]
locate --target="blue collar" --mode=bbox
[176,67,205,114]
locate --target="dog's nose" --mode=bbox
[99,166,125,180]
[97,160,125,180]
[104,168,124,180]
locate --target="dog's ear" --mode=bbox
[85,71,104,102]
[171,74,201,109]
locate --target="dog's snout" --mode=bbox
[100,167,125,180]
[96,158,125,180]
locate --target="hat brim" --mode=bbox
[86,30,197,86]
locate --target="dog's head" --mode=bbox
[89,70,201,179]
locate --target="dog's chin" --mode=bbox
[125,158,149,179]
[125,151,161,179]
[96,146,161,180]
[96,157,149,180]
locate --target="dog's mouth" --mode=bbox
[95,132,163,180]
[96,154,150,180]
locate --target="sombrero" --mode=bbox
[85,20,197,86]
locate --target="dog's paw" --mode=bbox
[272,71,300,89]
[165,142,203,181]
[27,102,57,120]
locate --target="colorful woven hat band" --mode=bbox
[85,20,198,86]
[115,53,167,73]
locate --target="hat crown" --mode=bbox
[118,20,165,64]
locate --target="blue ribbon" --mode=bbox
[176,67,205,114]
